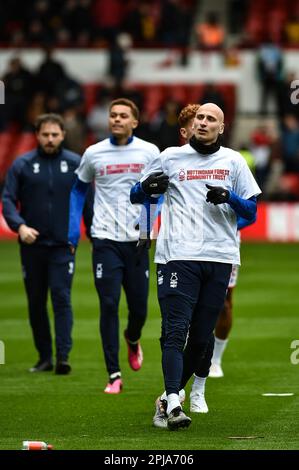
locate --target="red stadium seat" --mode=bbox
[142,85,165,119]
[0,131,17,179]
[12,133,36,159]
[245,0,294,44]
[279,173,299,198]
[166,85,188,105]
[83,84,101,114]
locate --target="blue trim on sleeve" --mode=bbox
[68,177,90,246]
[228,192,257,220]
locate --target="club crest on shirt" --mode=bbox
[170,272,178,288]
[98,165,105,176]
[32,163,40,174]
[60,161,68,173]
[178,169,186,181]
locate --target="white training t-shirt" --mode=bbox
[141,144,261,265]
[76,136,160,241]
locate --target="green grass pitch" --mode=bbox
[0,240,298,450]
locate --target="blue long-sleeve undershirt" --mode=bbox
[228,192,257,220]
[237,214,256,230]
[68,177,90,247]
[130,181,160,205]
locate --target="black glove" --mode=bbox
[141,172,169,195]
[135,238,151,266]
[206,184,230,205]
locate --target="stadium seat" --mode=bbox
[245,0,294,44]
[83,84,101,114]
[142,85,165,119]
[0,131,17,180]
[12,133,36,159]
[166,84,188,105]
[279,173,299,198]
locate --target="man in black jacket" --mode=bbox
[2,113,92,374]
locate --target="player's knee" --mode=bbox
[51,288,71,309]
[164,327,189,351]
[100,296,119,316]
[129,307,147,321]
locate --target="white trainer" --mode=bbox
[153,397,168,428]
[152,390,186,429]
[190,390,209,413]
[209,363,224,378]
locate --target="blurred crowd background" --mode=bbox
[1,0,299,201]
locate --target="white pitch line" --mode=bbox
[262,393,294,397]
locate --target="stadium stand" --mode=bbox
[245,0,299,45]
[0,0,299,201]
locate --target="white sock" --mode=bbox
[192,375,206,394]
[212,337,229,365]
[161,389,185,402]
[110,371,121,379]
[166,393,181,414]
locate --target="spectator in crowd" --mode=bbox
[113,82,144,112]
[2,57,35,129]
[63,107,87,155]
[0,0,198,48]
[195,12,225,50]
[284,12,299,46]
[26,0,52,45]
[280,114,299,172]
[37,55,84,115]
[36,48,66,98]
[256,38,284,115]
[87,87,112,142]
[62,0,92,46]
[152,99,181,150]
[57,75,85,112]
[200,83,226,114]
[250,124,274,190]
[26,92,46,130]
[107,33,132,88]
[123,1,159,45]
[159,0,193,65]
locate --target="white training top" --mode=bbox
[76,136,160,241]
[141,144,261,265]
